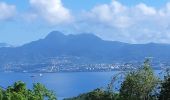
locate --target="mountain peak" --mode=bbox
[45,31,66,40]
[45,31,102,42]
[68,33,102,41]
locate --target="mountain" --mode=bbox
[0,31,170,70]
[0,43,11,48]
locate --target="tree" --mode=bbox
[119,59,158,100]
[0,81,57,100]
[159,71,170,100]
[0,88,3,100]
[33,83,56,100]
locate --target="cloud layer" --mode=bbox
[2,0,170,44]
[75,0,170,44]
[29,0,73,24]
[0,2,16,21]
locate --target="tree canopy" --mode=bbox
[159,70,170,100]
[0,81,56,100]
[119,59,158,100]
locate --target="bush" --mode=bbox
[64,88,119,100]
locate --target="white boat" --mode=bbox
[39,73,43,77]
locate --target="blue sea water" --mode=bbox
[0,70,163,100]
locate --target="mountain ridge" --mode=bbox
[0,31,170,66]
[0,43,12,48]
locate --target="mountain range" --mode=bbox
[0,43,12,48]
[0,31,170,68]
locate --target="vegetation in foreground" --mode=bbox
[65,59,170,100]
[0,81,56,100]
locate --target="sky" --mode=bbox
[0,0,170,45]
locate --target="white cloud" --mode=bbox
[0,2,16,21]
[135,3,156,16]
[73,0,170,44]
[2,0,170,44]
[84,1,130,29]
[29,0,73,25]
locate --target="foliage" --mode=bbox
[159,71,170,100]
[119,59,159,100]
[119,59,158,100]
[0,81,56,100]
[64,88,119,100]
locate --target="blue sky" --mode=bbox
[0,0,170,45]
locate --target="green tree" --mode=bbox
[119,59,158,100]
[159,70,170,100]
[0,88,4,100]
[0,81,57,100]
[33,83,56,100]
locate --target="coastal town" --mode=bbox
[1,57,167,73]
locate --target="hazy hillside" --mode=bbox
[0,43,11,48]
[0,31,170,66]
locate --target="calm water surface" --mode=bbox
[0,71,162,100]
